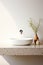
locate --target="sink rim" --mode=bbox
[10,37,33,40]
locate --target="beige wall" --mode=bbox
[0,55,43,65]
[0,0,43,65]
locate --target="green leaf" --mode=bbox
[28,18,40,34]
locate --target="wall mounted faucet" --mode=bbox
[19,29,23,34]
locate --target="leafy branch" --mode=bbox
[28,18,40,34]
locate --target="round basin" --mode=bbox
[10,38,33,46]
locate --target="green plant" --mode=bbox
[28,18,40,34]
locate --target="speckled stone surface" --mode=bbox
[0,44,43,55]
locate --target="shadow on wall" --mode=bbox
[2,55,43,65]
[38,18,43,43]
[0,0,43,41]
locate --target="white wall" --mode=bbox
[0,0,43,65]
[0,0,43,39]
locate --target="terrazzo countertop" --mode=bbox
[0,44,43,55]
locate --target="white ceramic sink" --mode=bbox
[10,38,33,46]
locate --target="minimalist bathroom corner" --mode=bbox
[0,0,43,65]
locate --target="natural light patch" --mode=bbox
[0,55,10,65]
[0,2,19,43]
